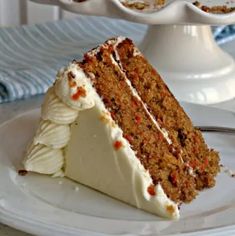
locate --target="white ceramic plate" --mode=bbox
[31,0,235,25]
[0,103,235,236]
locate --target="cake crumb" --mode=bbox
[220,164,235,178]
[122,1,149,10]
[100,112,111,124]
[193,1,235,13]
[120,0,165,11]
[18,169,28,176]
[73,0,87,2]
[166,205,175,215]
[177,203,182,210]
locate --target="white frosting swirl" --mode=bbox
[34,120,71,149]
[24,144,64,175]
[41,87,78,125]
[55,62,95,110]
[24,63,96,178]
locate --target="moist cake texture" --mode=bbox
[193,1,235,14]
[81,38,219,203]
[23,37,220,219]
[120,0,165,11]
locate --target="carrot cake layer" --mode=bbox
[115,38,220,192]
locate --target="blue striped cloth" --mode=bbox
[213,25,235,45]
[0,16,234,103]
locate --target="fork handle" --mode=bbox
[197,126,235,134]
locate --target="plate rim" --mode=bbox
[0,104,235,236]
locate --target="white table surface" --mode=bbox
[0,37,235,236]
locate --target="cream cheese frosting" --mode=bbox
[33,120,70,149]
[54,63,95,110]
[23,39,180,219]
[41,87,78,125]
[24,144,64,175]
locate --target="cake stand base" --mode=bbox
[140,25,235,105]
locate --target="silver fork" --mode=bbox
[197,126,235,134]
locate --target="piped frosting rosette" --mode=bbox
[23,62,95,176]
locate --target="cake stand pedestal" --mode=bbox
[30,0,235,104]
[141,25,235,104]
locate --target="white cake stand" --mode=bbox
[31,0,235,104]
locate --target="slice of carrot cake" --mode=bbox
[23,37,220,219]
